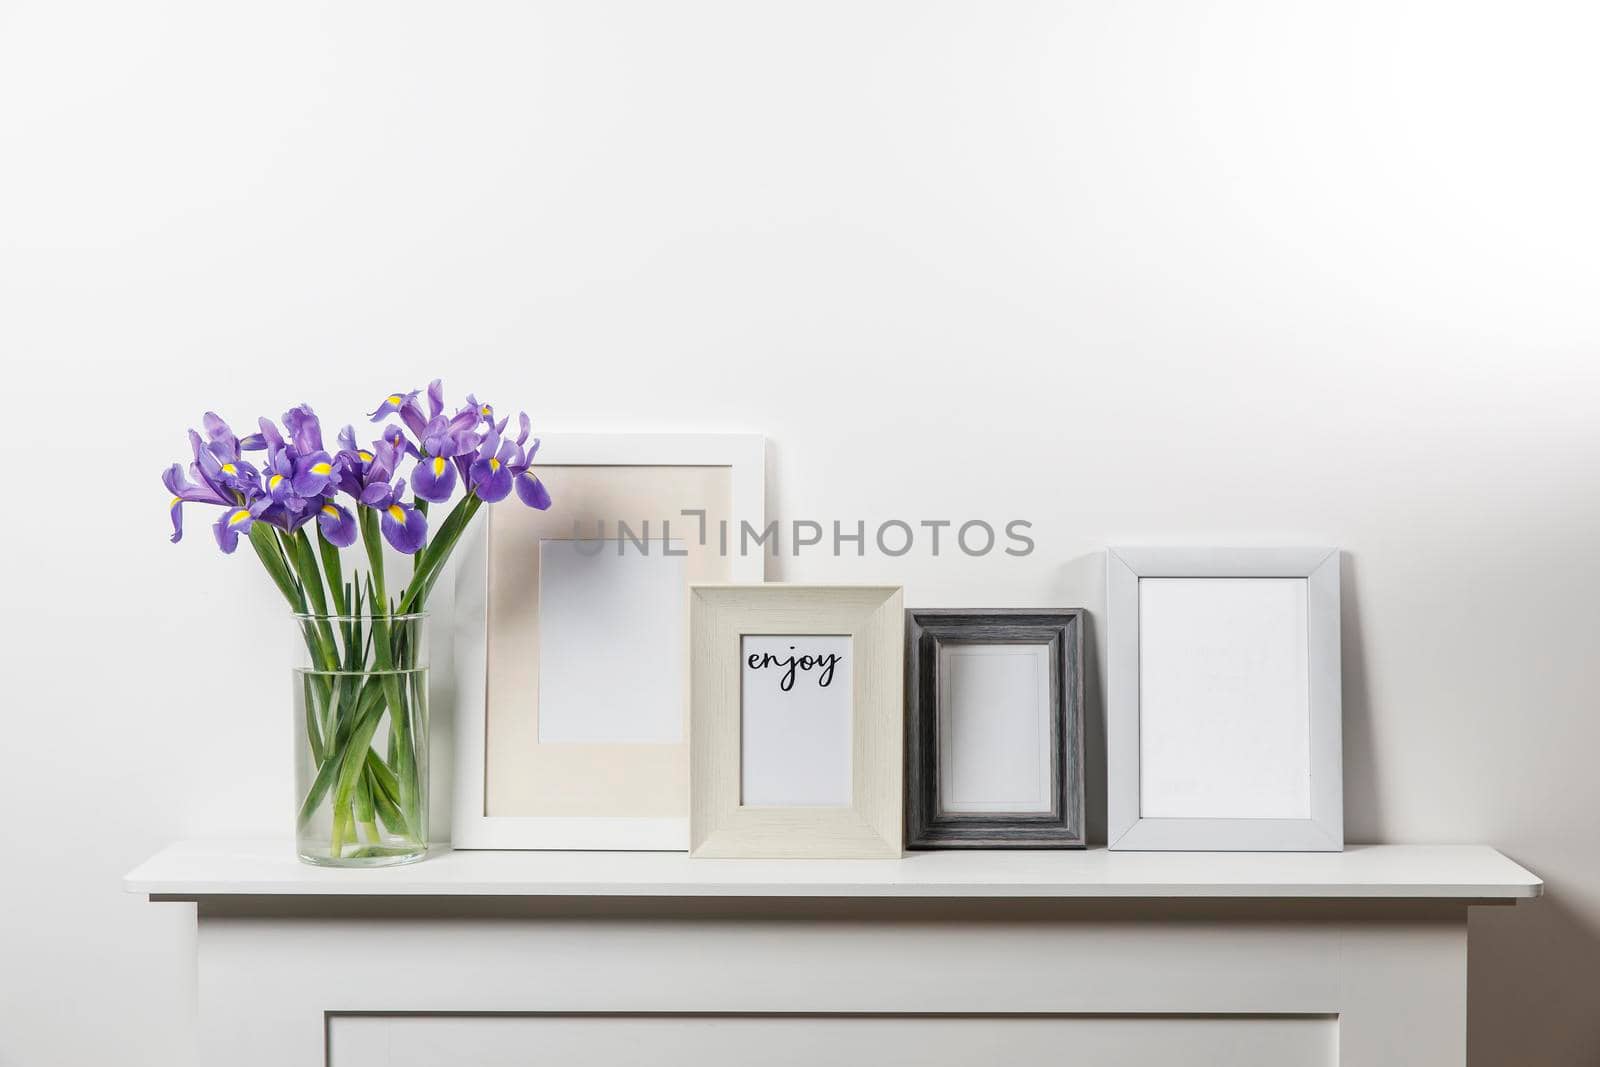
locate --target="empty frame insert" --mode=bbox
[1106,547,1343,852]
[906,610,1085,849]
[690,585,904,858]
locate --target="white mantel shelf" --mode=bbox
[126,840,1541,901]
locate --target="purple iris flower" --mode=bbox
[191,427,259,494]
[316,499,359,547]
[167,388,552,557]
[332,426,375,497]
[361,477,428,554]
[506,413,552,509]
[253,416,284,455]
[253,409,336,519]
[469,420,551,509]
[469,432,516,502]
[212,500,267,554]
[164,416,287,552]
[264,453,296,507]
[337,424,361,455]
[465,393,496,427]
[411,453,458,503]
[163,463,228,543]
[369,390,423,426]
[201,412,245,462]
[378,422,420,460]
[419,407,479,460]
[411,406,481,504]
[334,429,399,499]
[513,440,553,510]
[283,404,325,454]
[213,508,253,552]
[292,450,336,497]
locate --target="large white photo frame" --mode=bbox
[452,434,765,850]
[1107,547,1343,852]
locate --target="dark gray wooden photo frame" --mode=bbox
[906,609,1085,849]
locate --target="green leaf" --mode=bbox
[318,527,349,618]
[354,765,377,827]
[248,524,305,611]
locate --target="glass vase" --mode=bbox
[292,612,428,867]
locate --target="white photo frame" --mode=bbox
[451,434,765,851]
[1107,547,1343,852]
[690,585,905,859]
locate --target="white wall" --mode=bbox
[2,1,1597,1062]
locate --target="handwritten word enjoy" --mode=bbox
[746,646,843,691]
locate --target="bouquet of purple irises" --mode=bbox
[164,381,551,864]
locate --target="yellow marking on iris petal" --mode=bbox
[310,462,332,476]
[268,474,283,489]
[489,458,501,472]
[432,457,446,476]
[228,509,251,526]
[321,505,340,519]
[169,496,180,509]
[387,505,405,522]
[358,450,373,462]
[387,395,402,405]
[221,463,238,475]
[481,405,491,415]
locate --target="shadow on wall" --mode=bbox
[1340,552,1595,1063]
[762,438,781,582]
[1340,552,1384,841]
[1058,553,1106,844]
[1471,878,1600,1065]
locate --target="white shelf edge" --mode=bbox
[125,841,1543,902]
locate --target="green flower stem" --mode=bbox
[283,530,345,769]
[329,804,347,859]
[363,750,415,839]
[364,750,402,804]
[359,507,423,836]
[330,597,368,744]
[398,494,482,614]
[271,530,308,603]
[296,683,386,828]
[365,761,408,837]
[317,526,349,617]
[354,766,378,842]
[248,524,304,610]
[316,525,354,676]
[301,672,324,763]
[410,498,431,600]
[328,697,385,856]
[251,523,347,787]
[288,529,340,670]
[319,680,346,768]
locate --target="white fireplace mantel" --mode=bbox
[128,839,1538,901]
[129,841,1540,1067]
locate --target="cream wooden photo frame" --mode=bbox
[451,434,765,851]
[689,585,905,859]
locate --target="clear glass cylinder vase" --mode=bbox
[292,612,428,867]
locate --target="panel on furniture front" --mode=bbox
[329,1013,1336,1067]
